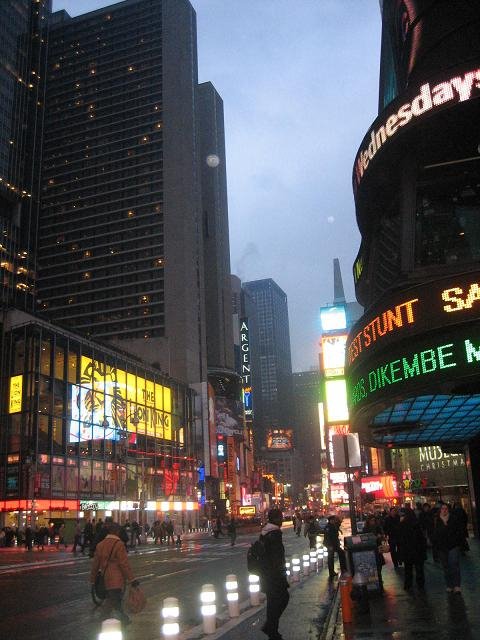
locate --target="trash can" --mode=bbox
[344,533,381,591]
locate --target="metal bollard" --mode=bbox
[339,575,353,624]
[200,584,216,634]
[98,619,122,640]
[303,553,310,576]
[291,556,301,582]
[225,574,240,618]
[248,573,261,606]
[285,560,291,578]
[310,549,317,570]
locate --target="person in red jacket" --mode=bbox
[90,522,139,626]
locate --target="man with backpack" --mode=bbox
[258,508,289,640]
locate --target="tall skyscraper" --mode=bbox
[197,82,234,372]
[242,278,293,453]
[37,0,232,388]
[0,0,50,310]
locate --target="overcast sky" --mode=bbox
[52,0,382,372]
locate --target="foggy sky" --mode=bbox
[52,0,382,371]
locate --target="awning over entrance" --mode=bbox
[370,393,480,445]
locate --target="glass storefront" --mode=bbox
[0,320,197,526]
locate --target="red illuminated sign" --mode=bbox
[361,475,398,499]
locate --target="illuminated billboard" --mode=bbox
[267,429,293,450]
[215,396,245,437]
[69,356,171,442]
[325,379,349,422]
[328,424,349,468]
[9,375,23,414]
[322,335,347,377]
[354,65,480,193]
[320,305,346,332]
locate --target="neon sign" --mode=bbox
[348,299,418,365]
[346,271,480,371]
[349,324,480,411]
[353,67,480,191]
[240,318,251,385]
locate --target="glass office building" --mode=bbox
[0,313,196,527]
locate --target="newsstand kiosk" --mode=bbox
[344,533,381,591]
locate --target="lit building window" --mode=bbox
[83,272,91,279]
[140,295,150,304]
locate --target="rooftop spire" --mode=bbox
[333,258,346,304]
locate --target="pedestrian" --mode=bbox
[397,508,426,591]
[433,503,464,593]
[72,519,84,553]
[174,520,183,546]
[295,514,302,537]
[214,516,223,539]
[25,525,33,551]
[166,519,175,544]
[36,525,47,551]
[304,515,319,550]
[363,514,385,591]
[153,520,162,545]
[323,515,346,580]
[48,522,55,546]
[90,522,139,628]
[452,502,469,554]
[56,523,68,549]
[383,507,402,568]
[83,518,94,551]
[260,508,289,640]
[227,517,237,546]
[418,503,435,552]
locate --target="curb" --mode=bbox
[181,569,329,640]
[321,584,340,640]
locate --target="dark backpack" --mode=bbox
[247,535,268,575]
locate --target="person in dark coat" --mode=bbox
[397,509,426,590]
[304,515,319,550]
[452,503,469,553]
[260,508,289,640]
[418,503,435,551]
[433,503,465,593]
[323,515,346,579]
[363,515,385,591]
[383,507,401,568]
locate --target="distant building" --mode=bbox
[242,278,294,451]
[292,369,321,485]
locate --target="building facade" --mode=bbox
[0,0,236,528]
[346,1,480,526]
[0,310,197,529]
[0,0,50,311]
[242,278,294,453]
[37,0,211,386]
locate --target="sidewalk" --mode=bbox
[187,569,337,640]
[329,540,480,640]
